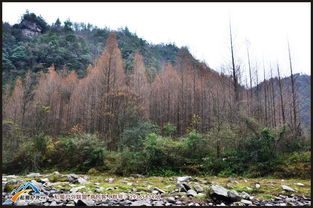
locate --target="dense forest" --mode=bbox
[2,12,311,178]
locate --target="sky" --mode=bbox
[2,2,311,83]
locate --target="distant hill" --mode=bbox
[2,12,182,84]
[255,73,311,132]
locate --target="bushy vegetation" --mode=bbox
[3,119,310,179]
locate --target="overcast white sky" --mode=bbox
[2,2,311,82]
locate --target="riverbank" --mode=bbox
[2,172,311,206]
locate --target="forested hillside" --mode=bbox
[2,11,179,85]
[2,12,310,179]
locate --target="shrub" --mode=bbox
[181,130,209,161]
[203,128,282,177]
[109,148,147,175]
[162,123,176,137]
[54,133,108,171]
[87,168,100,175]
[3,133,49,173]
[119,121,160,150]
[273,151,311,179]
[111,133,187,176]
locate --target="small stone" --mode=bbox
[66,174,79,183]
[232,202,244,206]
[241,191,250,200]
[15,200,28,206]
[177,176,192,183]
[31,180,43,190]
[194,184,204,193]
[70,186,85,193]
[285,197,295,202]
[50,201,58,206]
[66,203,76,206]
[26,173,41,177]
[5,175,18,178]
[281,185,295,192]
[274,196,282,200]
[197,193,205,197]
[176,201,183,205]
[188,202,194,206]
[53,171,60,175]
[167,196,176,203]
[176,183,187,192]
[154,187,165,194]
[127,182,133,186]
[107,178,114,183]
[75,199,95,206]
[40,178,49,183]
[182,183,191,191]
[77,177,87,184]
[227,178,239,184]
[130,174,145,178]
[133,200,152,206]
[255,183,260,189]
[95,182,100,185]
[165,185,172,189]
[153,201,164,206]
[295,183,304,187]
[187,189,197,197]
[241,199,253,205]
[28,200,43,206]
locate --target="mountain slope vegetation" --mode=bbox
[2,12,310,178]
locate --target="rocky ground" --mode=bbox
[2,172,311,206]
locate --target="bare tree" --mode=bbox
[287,41,298,129]
[229,19,239,109]
[270,66,277,127]
[277,64,286,125]
[263,62,268,126]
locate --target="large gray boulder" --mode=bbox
[208,185,229,201]
[227,190,241,202]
